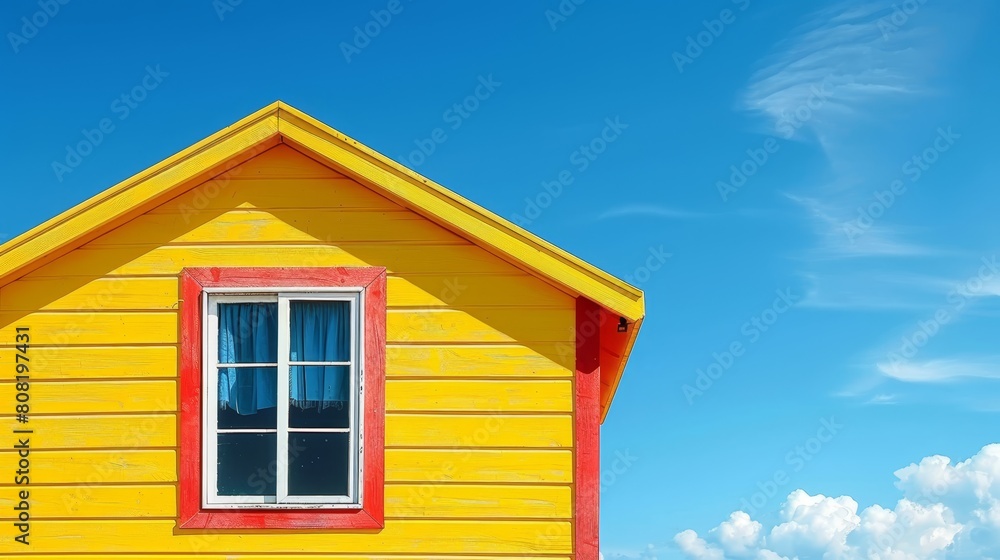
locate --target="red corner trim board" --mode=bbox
[177,267,386,530]
[576,297,602,559]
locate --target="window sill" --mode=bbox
[178,507,383,530]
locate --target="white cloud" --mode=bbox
[674,444,1000,559]
[877,358,1000,383]
[675,529,725,560]
[768,491,860,558]
[714,512,764,556]
[865,393,898,405]
[852,500,962,559]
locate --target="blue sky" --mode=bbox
[3,1,1000,558]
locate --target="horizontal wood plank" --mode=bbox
[0,519,572,554]
[386,449,573,483]
[3,415,176,449]
[218,144,343,178]
[0,346,176,379]
[1,277,178,311]
[387,345,573,377]
[386,414,573,448]
[387,274,572,308]
[387,380,572,412]
[0,485,174,518]
[0,312,176,345]
[0,450,176,483]
[0,380,175,414]
[386,309,574,343]
[25,244,527,278]
[152,177,404,213]
[90,210,463,246]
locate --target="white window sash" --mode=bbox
[202,289,364,509]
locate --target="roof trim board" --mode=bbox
[0,101,645,420]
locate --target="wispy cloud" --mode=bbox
[742,1,955,310]
[797,269,960,310]
[748,1,943,259]
[864,393,897,405]
[743,0,930,154]
[786,194,934,260]
[877,358,1000,383]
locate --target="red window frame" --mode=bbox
[177,267,386,530]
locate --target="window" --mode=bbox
[205,291,362,507]
[178,268,386,530]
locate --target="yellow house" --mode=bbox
[0,102,644,559]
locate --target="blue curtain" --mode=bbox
[217,301,350,415]
[218,303,278,415]
[289,301,351,410]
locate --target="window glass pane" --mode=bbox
[218,302,278,364]
[289,365,351,428]
[218,366,278,429]
[288,432,350,497]
[289,300,351,362]
[217,433,277,496]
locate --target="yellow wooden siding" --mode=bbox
[0,146,577,557]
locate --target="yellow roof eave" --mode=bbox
[0,103,281,285]
[274,102,645,322]
[0,101,644,321]
[0,101,646,418]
